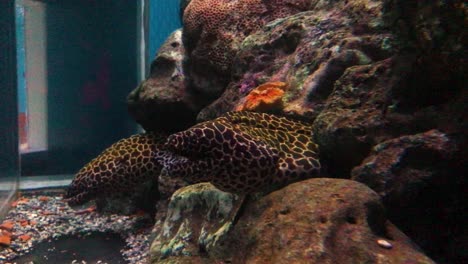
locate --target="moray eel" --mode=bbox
[65,133,167,206]
[161,111,321,193]
[66,111,320,204]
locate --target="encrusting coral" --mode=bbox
[183,0,313,95]
[235,81,287,112]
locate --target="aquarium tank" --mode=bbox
[0,0,466,263]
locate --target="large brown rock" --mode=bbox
[351,129,457,201]
[127,29,199,133]
[196,0,394,121]
[312,59,395,178]
[310,2,467,261]
[142,0,466,262]
[149,179,435,263]
[182,0,314,98]
[352,129,467,263]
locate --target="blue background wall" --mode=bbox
[148,0,181,61]
[16,4,27,115]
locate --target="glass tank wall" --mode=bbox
[0,1,20,217]
[17,0,140,180]
[0,0,181,216]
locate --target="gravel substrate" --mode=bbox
[0,192,152,264]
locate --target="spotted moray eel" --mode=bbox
[65,111,321,205]
[161,111,321,193]
[65,133,167,205]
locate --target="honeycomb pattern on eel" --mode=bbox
[65,133,167,205]
[161,111,320,193]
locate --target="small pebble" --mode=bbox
[38,196,49,202]
[377,239,393,249]
[0,221,14,231]
[18,234,31,242]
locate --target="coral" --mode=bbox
[150,179,435,263]
[197,7,393,121]
[235,81,287,112]
[183,0,312,96]
[188,0,466,262]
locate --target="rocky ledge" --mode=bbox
[149,179,435,264]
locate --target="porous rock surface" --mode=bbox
[196,0,394,121]
[182,0,315,98]
[181,1,466,262]
[149,179,435,264]
[196,0,466,122]
[352,129,457,203]
[129,0,466,262]
[352,129,467,261]
[127,29,199,133]
[149,183,243,262]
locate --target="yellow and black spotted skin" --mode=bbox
[162,111,321,193]
[66,111,321,205]
[65,133,167,206]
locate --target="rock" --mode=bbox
[352,129,467,263]
[377,239,393,249]
[183,0,314,99]
[351,129,457,201]
[11,198,29,207]
[127,29,199,133]
[149,179,435,263]
[38,196,49,202]
[18,219,29,227]
[18,234,31,243]
[0,233,11,247]
[316,57,466,262]
[158,172,188,200]
[149,183,243,262]
[312,59,395,178]
[197,1,393,121]
[179,0,192,20]
[0,221,14,232]
[311,0,466,178]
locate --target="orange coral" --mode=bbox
[236,82,287,112]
